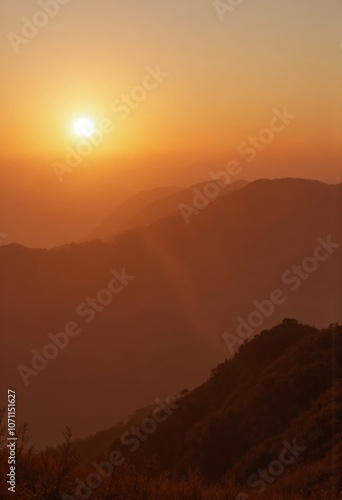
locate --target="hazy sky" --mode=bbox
[0,0,341,246]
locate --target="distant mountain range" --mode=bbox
[85,185,182,240]
[1,178,341,448]
[85,179,248,240]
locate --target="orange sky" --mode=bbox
[0,0,341,246]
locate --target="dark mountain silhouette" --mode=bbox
[1,321,340,499]
[73,321,342,496]
[1,178,341,448]
[116,321,341,484]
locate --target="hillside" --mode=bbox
[70,321,342,499]
[121,321,341,483]
[1,321,340,499]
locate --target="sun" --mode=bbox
[73,117,95,138]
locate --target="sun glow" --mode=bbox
[73,117,95,138]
